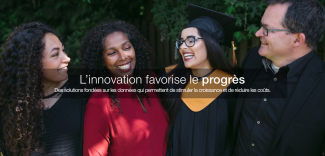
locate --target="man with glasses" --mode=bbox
[232,0,325,155]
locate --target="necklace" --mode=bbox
[193,69,215,80]
[43,80,69,99]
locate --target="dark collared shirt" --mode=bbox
[234,51,314,156]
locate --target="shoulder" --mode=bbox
[214,69,233,77]
[244,46,261,61]
[67,74,80,87]
[157,64,178,78]
[241,46,263,68]
[322,62,325,74]
[165,64,178,74]
[246,46,260,56]
[147,70,157,77]
[305,51,325,75]
[317,58,325,77]
[87,90,111,108]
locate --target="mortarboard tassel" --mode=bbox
[232,41,237,67]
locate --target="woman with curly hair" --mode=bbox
[0,22,85,155]
[81,20,168,156]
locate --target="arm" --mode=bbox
[0,117,3,153]
[83,100,110,156]
[0,115,6,156]
[322,136,325,156]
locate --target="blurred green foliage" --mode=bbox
[151,0,325,44]
[151,0,267,43]
[0,0,145,68]
[2,0,325,67]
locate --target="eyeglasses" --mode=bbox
[176,36,203,49]
[261,24,290,36]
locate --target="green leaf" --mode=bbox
[247,24,260,33]
[234,31,246,42]
[227,6,236,14]
[258,1,266,8]
[246,24,260,39]
[235,2,245,8]
[235,17,243,27]
[55,1,69,10]
[224,0,231,5]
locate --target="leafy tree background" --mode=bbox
[0,0,145,68]
[1,1,325,155]
[152,0,325,42]
[152,0,265,42]
[1,0,325,68]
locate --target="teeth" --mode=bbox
[184,54,194,57]
[262,42,268,45]
[58,67,67,70]
[184,54,194,59]
[118,62,130,69]
[184,56,194,59]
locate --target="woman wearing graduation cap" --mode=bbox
[162,4,236,156]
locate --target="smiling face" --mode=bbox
[41,33,70,83]
[179,27,211,69]
[255,3,295,62]
[102,31,136,77]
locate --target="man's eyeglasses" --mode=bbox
[261,24,290,36]
[176,36,203,49]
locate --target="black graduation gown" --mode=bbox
[166,97,232,156]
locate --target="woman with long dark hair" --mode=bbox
[0,22,85,155]
[81,20,168,156]
[163,4,236,156]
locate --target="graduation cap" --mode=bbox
[185,4,236,48]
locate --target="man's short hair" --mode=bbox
[268,0,325,49]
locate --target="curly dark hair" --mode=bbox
[0,22,57,155]
[80,20,154,111]
[268,0,325,49]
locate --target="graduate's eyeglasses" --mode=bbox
[261,24,290,36]
[176,36,203,49]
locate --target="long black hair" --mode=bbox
[0,22,57,155]
[162,28,234,143]
[80,20,154,111]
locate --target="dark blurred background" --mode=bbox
[1,0,325,69]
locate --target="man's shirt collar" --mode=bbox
[262,51,314,78]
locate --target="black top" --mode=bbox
[232,47,325,156]
[0,76,87,156]
[234,52,313,156]
[166,98,232,156]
